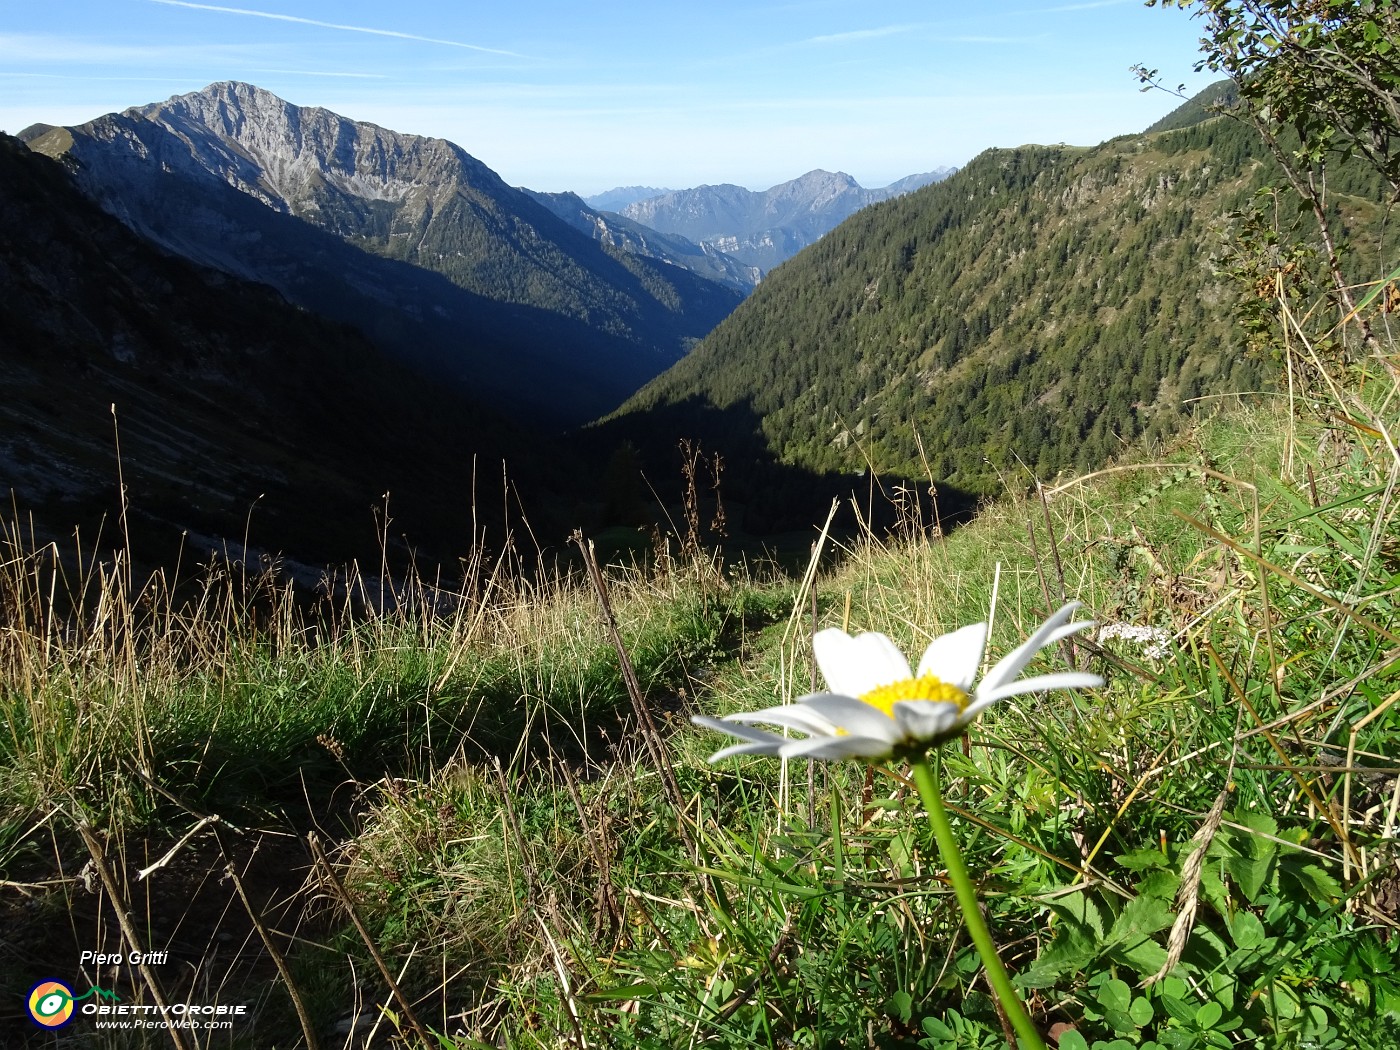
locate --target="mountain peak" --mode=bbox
[134,81,399,140]
[768,169,863,209]
[191,79,276,101]
[117,81,492,213]
[1142,79,1240,136]
[584,185,675,211]
[790,169,856,185]
[130,80,301,129]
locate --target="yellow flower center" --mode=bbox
[858,675,968,718]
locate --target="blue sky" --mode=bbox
[0,1,1219,195]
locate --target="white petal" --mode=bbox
[980,603,1092,694]
[813,629,911,697]
[707,739,786,762]
[970,671,1104,712]
[915,622,987,691]
[692,715,790,763]
[799,694,902,742]
[692,714,782,743]
[777,734,894,761]
[725,705,839,737]
[891,699,966,741]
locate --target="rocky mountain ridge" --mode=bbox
[26,81,742,425]
[125,82,489,218]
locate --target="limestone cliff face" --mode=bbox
[135,81,471,199]
[126,82,511,241]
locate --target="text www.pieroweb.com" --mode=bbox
[93,1017,235,1031]
[85,1003,246,1031]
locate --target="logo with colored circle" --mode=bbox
[27,980,76,1028]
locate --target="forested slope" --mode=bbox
[606,92,1388,494]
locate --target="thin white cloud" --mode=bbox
[146,1,529,57]
[802,24,922,46]
[253,69,389,79]
[942,35,1040,44]
[703,19,1024,70]
[797,22,1036,48]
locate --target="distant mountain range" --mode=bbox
[524,189,762,292]
[614,168,957,272]
[584,186,675,212]
[24,81,742,426]
[538,167,959,289]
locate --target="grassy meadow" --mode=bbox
[3,311,1398,1048]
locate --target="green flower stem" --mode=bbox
[910,753,1046,1050]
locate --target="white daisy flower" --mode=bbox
[694,601,1102,763]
